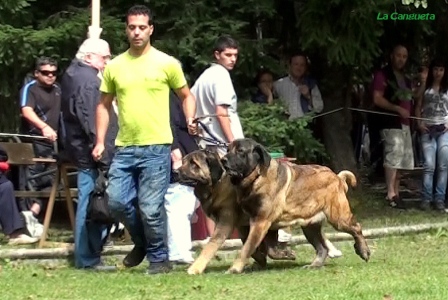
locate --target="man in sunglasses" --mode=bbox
[19,56,61,239]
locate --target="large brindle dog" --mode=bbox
[176,148,342,275]
[220,138,371,274]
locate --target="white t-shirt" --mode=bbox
[191,63,244,153]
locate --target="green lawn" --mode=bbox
[2,233,448,300]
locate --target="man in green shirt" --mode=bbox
[92,4,196,274]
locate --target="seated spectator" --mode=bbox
[251,68,275,104]
[165,90,199,264]
[274,52,323,119]
[0,146,38,245]
[414,58,448,211]
[19,57,61,238]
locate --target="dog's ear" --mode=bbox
[205,152,224,184]
[253,143,271,174]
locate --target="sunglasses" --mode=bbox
[39,70,58,77]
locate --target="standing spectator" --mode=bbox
[273,52,324,119]
[19,57,61,238]
[372,44,414,209]
[0,146,38,245]
[61,38,118,270]
[165,90,199,264]
[414,58,448,211]
[92,5,196,274]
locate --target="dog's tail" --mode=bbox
[337,170,357,192]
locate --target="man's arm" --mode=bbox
[75,83,101,143]
[20,88,49,132]
[95,93,114,145]
[174,85,196,124]
[310,85,324,113]
[21,107,49,131]
[216,105,234,142]
[372,71,401,113]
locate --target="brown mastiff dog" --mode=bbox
[175,148,341,275]
[220,138,371,274]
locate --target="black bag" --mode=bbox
[86,170,115,225]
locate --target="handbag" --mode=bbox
[86,169,115,225]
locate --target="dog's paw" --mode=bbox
[354,244,371,262]
[187,266,203,275]
[225,266,243,274]
[328,249,343,258]
[302,263,324,269]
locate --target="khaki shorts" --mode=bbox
[380,125,415,170]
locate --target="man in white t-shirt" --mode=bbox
[191,35,244,156]
[191,36,297,260]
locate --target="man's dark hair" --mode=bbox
[35,57,57,71]
[391,43,409,54]
[213,35,239,53]
[288,51,310,65]
[126,5,154,25]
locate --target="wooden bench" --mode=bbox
[0,142,76,248]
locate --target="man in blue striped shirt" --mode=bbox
[19,57,61,239]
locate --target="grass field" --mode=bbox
[2,232,448,300]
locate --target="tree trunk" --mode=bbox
[320,64,358,174]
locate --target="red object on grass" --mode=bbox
[0,162,10,171]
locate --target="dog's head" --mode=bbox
[175,149,224,187]
[221,138,271,183]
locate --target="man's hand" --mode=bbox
[92,143,105,161]
[396,106,410,119]
[419,123,429,133]
[260,84,273,97]
[298,84,310,99]
[42,126,57,141]
[171,148,182,170]
[187,117,198,135]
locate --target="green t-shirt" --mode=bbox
[100,48,187,146]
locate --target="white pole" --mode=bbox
[88,0,102,39]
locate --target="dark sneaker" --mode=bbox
[147,261,172,275]
[434,201,446,212]
[420,201,431,211]
[123,246,146,268]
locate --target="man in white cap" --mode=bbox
[60,38,118,270]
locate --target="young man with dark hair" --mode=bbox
[19,56,61,239]
[92,4,196,274]
[192,35,243,155]
[372,44,415,209]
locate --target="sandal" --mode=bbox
[386,195,406,209]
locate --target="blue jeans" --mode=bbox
[107,145,171,263]
[75,169,109,268]
[421,132,448,203]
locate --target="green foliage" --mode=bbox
[238,101,327,163]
